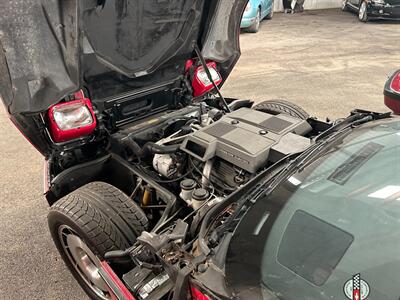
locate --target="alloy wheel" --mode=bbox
[255,9,261,29]
[58,225,110,300]
[359,2,368,21]
[341,0,347,11]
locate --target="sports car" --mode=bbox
[1,1,400,299]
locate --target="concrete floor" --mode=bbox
[0,9,399,300]
[223,9,400,118]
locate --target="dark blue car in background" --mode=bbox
[342,0,400,22]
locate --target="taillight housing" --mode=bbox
[192,62,222,97]
[47,91,97,143]
[384,70,400,115]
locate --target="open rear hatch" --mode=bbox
[0,0,246,155]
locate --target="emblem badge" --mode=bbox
[343,274,370,300]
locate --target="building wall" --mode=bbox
[274,0,342,11]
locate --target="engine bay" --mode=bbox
[92,102,316,299]
[106,103,311,214]
[45,98,324,229]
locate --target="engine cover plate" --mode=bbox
[180,108,311,173]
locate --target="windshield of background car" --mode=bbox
[225,118,400,300]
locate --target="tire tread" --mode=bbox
[253,99,309,120]
[49,182,148,257]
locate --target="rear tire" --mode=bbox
[48,182,148,300]
[247,8,261,33]
[252,99,310,120]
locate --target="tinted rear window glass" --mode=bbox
[277,210,354,286]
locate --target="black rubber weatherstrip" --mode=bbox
[328,142,384,185]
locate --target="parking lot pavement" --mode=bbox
[0,8,398,300]
[223,9,400,118]
[0,105,87,299]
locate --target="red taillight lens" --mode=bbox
[384,70,400,115]
[52,101,93,130]
[192,62,222,97]
[390,71,400,93]
[190,286,210,300]
[47,91,96,143]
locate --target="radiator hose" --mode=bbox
[122,137,180,159]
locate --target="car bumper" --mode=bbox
[368,3,400,19]
[241,17,256,28]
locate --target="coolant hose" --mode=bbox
[142,142,180,155]
[121,138,143,160]
[121,137,180,158]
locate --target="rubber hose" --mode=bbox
[122,138,180,158]
[121,138,143,160]
[142,142,180,155]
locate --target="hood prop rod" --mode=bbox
[194,44,231,113]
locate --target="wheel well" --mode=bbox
[45,154,175,207]
[45,155,131,205]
